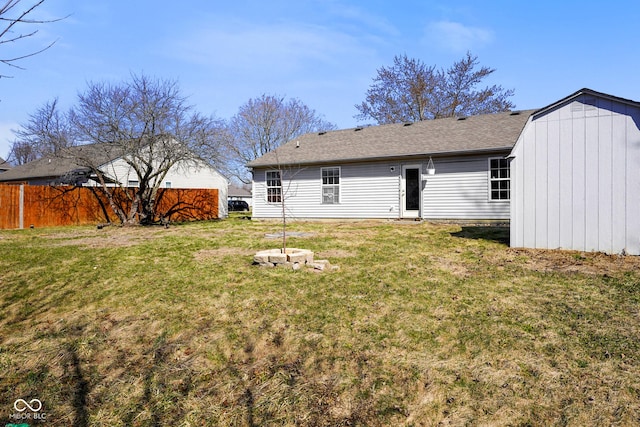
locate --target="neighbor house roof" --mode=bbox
[0,143,125,183]
[228,185,252,198]
[247,109,537,168]
[0,157,11,172]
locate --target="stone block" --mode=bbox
[253,254,270,264]
[287,252,309,264]
[304,252,314,264]
[254,248,315,268]
[269,253,287,264]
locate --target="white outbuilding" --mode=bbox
[509,88,640,255]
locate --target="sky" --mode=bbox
[1,0,640,160]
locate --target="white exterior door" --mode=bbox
[401,164,421,219]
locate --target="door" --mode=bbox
[401,164,421,218]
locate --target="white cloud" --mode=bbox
[425,20,494,52]
[167,21,376,73]
[324,1,400,38]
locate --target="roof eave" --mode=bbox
[248,146,514,169]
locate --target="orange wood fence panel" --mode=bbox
[0,184,21,229]
[0,184,219,229]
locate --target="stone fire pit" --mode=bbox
[253,248,334,271]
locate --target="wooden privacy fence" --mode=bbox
[0,184,219,229]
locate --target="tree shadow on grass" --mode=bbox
[66,345,89,427]
[450,226,510,246]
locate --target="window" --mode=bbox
[266,170,282,203]
[165,181,172,188]
[128,180,139,188]
[489,158,510,200]
[321,167,340,204]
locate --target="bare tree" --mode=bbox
[355,52,515,124]
[66,74,223,225]
[8,97,74,164]
[10,74,223,225]
[223,94,336,183]
[0,0,65,78]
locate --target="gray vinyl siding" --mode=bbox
[510,95,640,255]
[252,154,509,221]
[422,156,510,220]
[252,162,400,219]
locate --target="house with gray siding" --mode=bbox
[510,89,640,255]
[0,143,229,218]
[249,88,640,255]
[248,110,534,221]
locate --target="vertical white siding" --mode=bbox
[534,120,548,247]
[611,111,627,253]
[252,154,510,221]
[521,123,536,245]
[547,118,561,249]
[510,94,640,255]
[558,118,573,249]
[571,116,586,250]
[626,110,640,254]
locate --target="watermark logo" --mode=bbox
[8,397,47,424]
[13,399,42,413]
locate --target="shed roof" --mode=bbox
[247,109,536,168]
[533,88,640,118]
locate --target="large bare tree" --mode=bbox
[13,74,223,225]
[223,94,336,183]
[355,52,515,124]
[68,74,223,225]
[0,0,65,78]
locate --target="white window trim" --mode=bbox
[265,170,282,204]
[488,157,510,201]
[320,166,341,204]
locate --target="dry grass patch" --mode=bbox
[194,247,255,261]
[0,220,639,426]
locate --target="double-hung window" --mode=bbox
[266,170,282,203]
[321,167,340,204]
[489,158,510,200]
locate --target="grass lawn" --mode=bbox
[1,219,639,426]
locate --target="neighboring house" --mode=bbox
[510,88,640,255]
[228,184,252,207]
[248,88,640,255]
[0,143,229,218]
[248,109,534,221]
[0,157,10,173]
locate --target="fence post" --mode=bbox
[19,184,24,229]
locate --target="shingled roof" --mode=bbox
[247,109,536,168]
[0,143,125,183]
[0,157,11,172]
